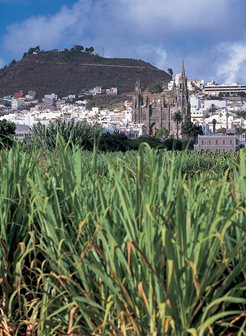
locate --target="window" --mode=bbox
[223,140,225,145]
[216,140,218,145]
[201,140,204,145]
[230,140,232,145]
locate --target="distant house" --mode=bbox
[106,87,118,96]
[124,124,147,139]
[13,91,23,99]
[194,134,238,152]
[15,124,31,140]
[91,87,102,96]
[43,97,55,110]
[25,90,36,101]
[11,98,25,110]
[237,132,246,146]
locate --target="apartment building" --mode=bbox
[204,84,246,97]
[194,135,237,152]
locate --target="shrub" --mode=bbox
[0,119,16,148]
[24,119,101,150]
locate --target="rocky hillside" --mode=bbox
[0,51,171,97]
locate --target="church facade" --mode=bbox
[132,78,172,134]
[132,62,191,135]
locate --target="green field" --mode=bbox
[0,140,245,335]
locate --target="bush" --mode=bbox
[148,83,163,93]
[24,119,101,150]
[163,137,182,150]
[98,132,130,152]
[0,119,16,148]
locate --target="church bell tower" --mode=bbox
[133,78,143,123]
[177,61,191,122]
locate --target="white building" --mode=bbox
[106,87,118,96]
[91,87,102,95]
[190,95,202,114]
[237,133,246,146]
[204,110,246,132]
[44,93,58,100]
[25,90,36,101]
[117,124,147,138]
[187,79,205,91]
[204,83,246,96]
[204,100,227,110]
[123,108,132,123]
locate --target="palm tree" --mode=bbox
[226,111,229,131]
[212,118,217,134]
[173,111,182,139]
[209,103,217,114]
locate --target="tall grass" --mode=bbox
[0,139,245,335]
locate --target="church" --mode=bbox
[132,62,191,136]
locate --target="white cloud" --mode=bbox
[106,0,236,36]
[217,41,246,83]
[3,0,91,55]
[3,0,237,56]
[0,57,6,69]
[1,0,245,82]
[134,44,168,70]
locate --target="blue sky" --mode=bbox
[0,0,246,83]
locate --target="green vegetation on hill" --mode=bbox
[22,45,96,58]
[0,138,245,335]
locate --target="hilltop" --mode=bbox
[0,50,171,97]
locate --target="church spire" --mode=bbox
[181,60,186,79]
[133,77,142,124]
[134,77,141,94]
[175,60,191,124]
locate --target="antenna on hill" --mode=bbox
[102,47,104,57]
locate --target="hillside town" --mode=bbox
[0,62,246,152]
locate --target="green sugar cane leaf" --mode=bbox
[199,311,243,336]
[201,297,246,323]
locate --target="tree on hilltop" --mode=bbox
[167,68,173,77]
[9,59,17,66]
[85,47,95,54]
[23,46,41,58]
[71,45,85,52]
